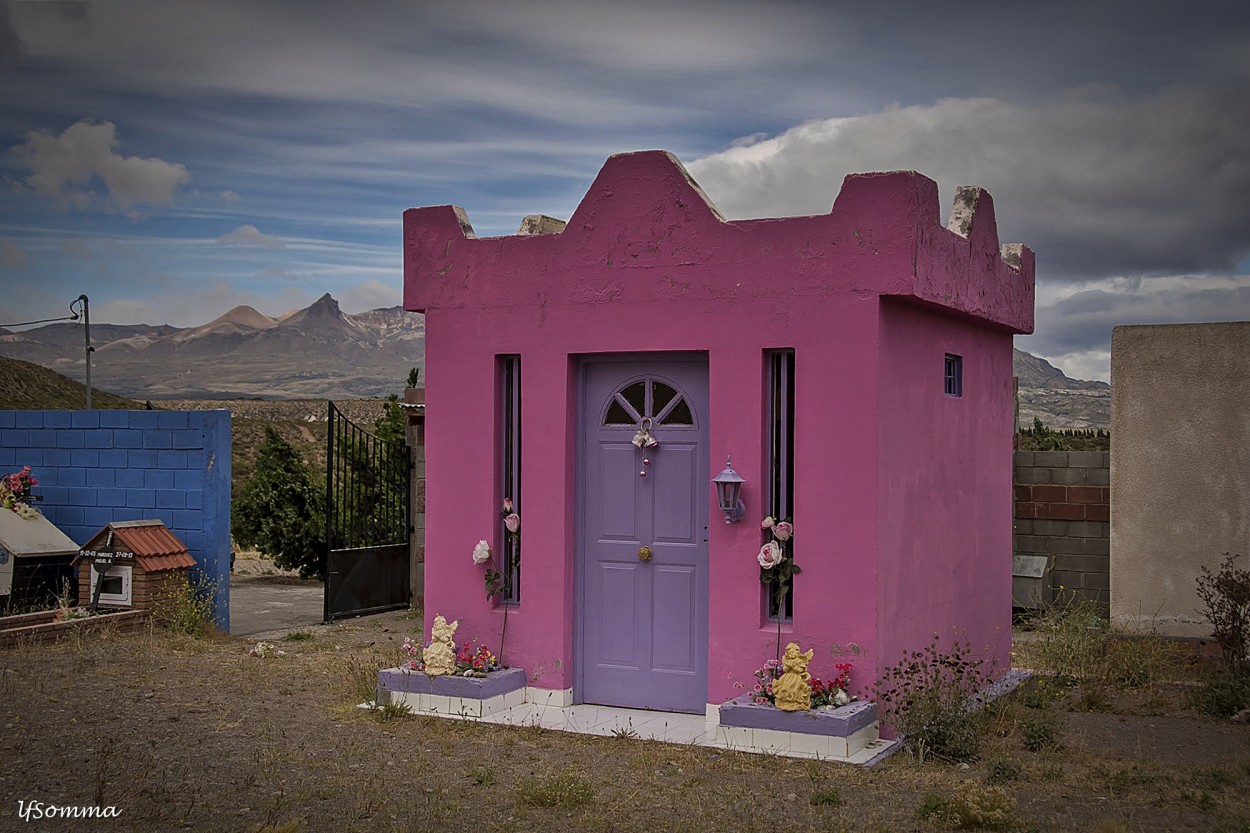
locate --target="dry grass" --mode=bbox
[1,624,1248,833]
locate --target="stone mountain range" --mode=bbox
[0,293,1107,429]
[0,294,424,400]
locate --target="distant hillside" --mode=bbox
[0,298,1109,429]
[0,357,142,410]
[1012,348,1110,431]
[0,294,425,400]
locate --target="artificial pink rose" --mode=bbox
[772,521,793,542]
[502,498,514,513]
[757,541,783,569]
[504,513,520,533]
[472,539,491,564]
[760,516,775,530]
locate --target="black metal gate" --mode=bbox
[324,401,411,621]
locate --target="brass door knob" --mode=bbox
[637,546,653,562]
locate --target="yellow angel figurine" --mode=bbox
[773,642,814,711]
[422,614,459,677]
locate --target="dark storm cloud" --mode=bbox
[0,1,24,70]
[689,83,1250,282]
[1029,279,1250,357]
[0,0,1247,377]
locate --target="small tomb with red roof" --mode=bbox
[73,520,197,611]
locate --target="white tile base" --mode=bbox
[525,687,573,708]
[389,686,898,764]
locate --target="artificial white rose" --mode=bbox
[757,541,783,569]
[472,539,491,564]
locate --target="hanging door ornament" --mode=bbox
[631,417,659,450]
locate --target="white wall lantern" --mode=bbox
[712,456,746,524]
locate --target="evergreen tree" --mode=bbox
[373,394,406,446]
[233,426,327,580]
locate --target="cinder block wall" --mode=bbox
[0,410,232,627]
[1013,450,1110,608]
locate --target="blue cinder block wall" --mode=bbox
[0,410,232,629]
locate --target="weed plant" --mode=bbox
[1026,599,1110,685]
[151,575,218,636]
[985,756,1023,784]
[809,787,842,807]
[513,772,593,808]
[1190,553,1250,716]
[873,636,994,764]
[377,701,412,721]
[1019,709,1063,752]
[916,783,1019,830]
[1023,598,1188,709]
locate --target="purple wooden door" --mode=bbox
[578,357,709,713]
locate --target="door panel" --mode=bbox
[598,563,641,665]
[578,357,709,713]
[652,443,699,543]
[598,444,642,540]
[652,565,697,670]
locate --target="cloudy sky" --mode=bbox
[1,0,1248,381]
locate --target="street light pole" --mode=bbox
[72,294,93,410]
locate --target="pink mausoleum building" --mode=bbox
[404,150,1034,714]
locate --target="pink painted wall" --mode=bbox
[404,151,1033,703]
[876,298,1016,679]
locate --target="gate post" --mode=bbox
[404,388,426,611]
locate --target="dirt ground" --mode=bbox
[1,620,1248,833]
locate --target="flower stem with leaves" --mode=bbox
[481,499,521,667]
[758,517,798,662]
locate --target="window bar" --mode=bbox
[767,350,795,621]
[500,357,521,602]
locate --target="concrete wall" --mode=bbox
[405,150,1033,702]
[1014,450,1110,608]
[0,409,232,628]
[1111,322,1250,637]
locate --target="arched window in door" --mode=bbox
[602,377,697,427]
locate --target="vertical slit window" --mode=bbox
[500,355,522,602]
[944,353,963,398]
[765,349,795,622]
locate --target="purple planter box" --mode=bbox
[377,666,526,700]
[719,695,877,738]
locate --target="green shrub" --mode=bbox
[1188,669,1250,717]
[810,787,842,807]
[1020,709,1063,752]
[1191,553,1250,717]
[986,756,1023,784]
[916,792,957,825]
[232,426,327,580]
[1196,553,1250,677]
[873,636,994,764]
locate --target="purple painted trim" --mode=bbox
[377,666,526,700]
[719,695,877,737]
